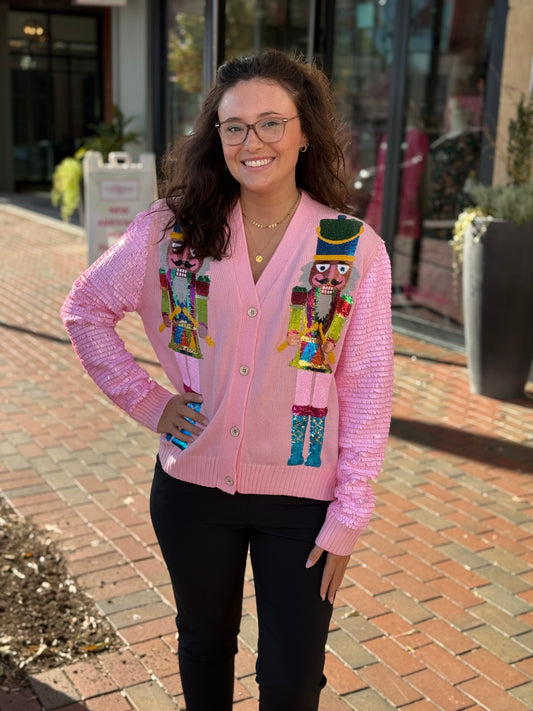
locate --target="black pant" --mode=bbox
[150,458,332,711]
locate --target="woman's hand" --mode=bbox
[157,393,208,444]
[306,545,350,604]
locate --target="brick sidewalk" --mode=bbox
[1,204,532,711]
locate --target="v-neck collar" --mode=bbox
[230,192,309,302]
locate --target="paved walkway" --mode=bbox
[1,203,533,711]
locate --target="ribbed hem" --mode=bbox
[130,383,175,432]
[157,444,368,556]
[158,447,338,499]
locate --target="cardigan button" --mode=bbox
[225,476,234,486]
[239,365,250,376]
[247,307,258,317]
[230,426,240,437]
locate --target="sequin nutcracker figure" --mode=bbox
[280,216,363,467]
[159,225,214,448]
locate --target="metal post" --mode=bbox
[204,0,225,95]
[151,0,167,159]
[380,0,411,258]
[479,0,508,185]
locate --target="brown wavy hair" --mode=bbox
[160,49,350,259]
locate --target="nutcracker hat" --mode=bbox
[170,224,184,242]
[315,216,364,262]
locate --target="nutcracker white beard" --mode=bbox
[315,291,335,320]
[172,272,193,307]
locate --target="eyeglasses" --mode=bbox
[215,115,299,145]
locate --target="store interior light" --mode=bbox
[23,20,45,37]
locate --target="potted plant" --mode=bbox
[51,106,140,222]
[451,95,533,400]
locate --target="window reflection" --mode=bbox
[8,10,101,184]
[225,0,311,59]
[329,0,492,323]
[167,1,205,143]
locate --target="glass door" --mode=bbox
[8,10,102,185]
[224,0,313,58]
[325,0,493,326]
[326,0,397,220]
[167,0,205,144]
[398,0,493,322]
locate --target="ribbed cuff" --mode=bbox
[130,383,175,432]
[315,510,363,556]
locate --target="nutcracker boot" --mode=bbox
[305,408,327,467]
[287,406,309,465]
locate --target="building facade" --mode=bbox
[1,0,531,338]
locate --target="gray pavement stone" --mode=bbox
[125,681,179,711]
[510,681,533,709]
[483,503,532,526]
[45,446,78,463]
[478,547,532,574]
[408,508,454,532]
[514,631,533,654]
[343,688,396,710]
[29,668,80,709]
[473,584,532,616]
[437,542,492,570]
[2,454,32,471]
[60,486,91,506]
[239,613,258,652]
[471,603,531,637]
[98,589,163,614]
[477,563,532,594]
[466,626,531,664]
[107,601,174,630]
[376,590,433,625]
[4,483,52,498]
[333,607,383,643]
[326,629,377,669]
[30,457,61,475]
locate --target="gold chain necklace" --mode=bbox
[243,193,301,264]
[242,192,301,230]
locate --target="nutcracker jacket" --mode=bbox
[61,191,394,555]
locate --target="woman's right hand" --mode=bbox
[157,393,208,444]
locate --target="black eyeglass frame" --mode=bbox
[215,115,300,145]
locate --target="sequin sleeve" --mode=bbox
[315,240,393,555]
[61,209,175,432]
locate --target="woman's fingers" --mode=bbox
[157,394,208,441]
[307,546,350,604]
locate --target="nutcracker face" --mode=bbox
[167,238,204,276]
[310,260,353,294]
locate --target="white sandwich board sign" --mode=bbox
[83,151,157,265]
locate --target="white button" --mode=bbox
[230,426,240,437]
[225,476,234,486]
[239,365,250,376]
[247,307,258,317]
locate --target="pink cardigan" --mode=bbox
[61,192,393,555]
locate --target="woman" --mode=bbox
[62,50,393,711]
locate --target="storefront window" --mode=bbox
[329,0,396,217]
[398,0,492,322]
[167,0,205,143]
[225,0,311,59]
[329,0,492,325]
[8,10,101,184]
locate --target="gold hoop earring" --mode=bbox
[300,143,309,153]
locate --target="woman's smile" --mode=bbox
[242,157,275,168]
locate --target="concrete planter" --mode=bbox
[463,218,533,399]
